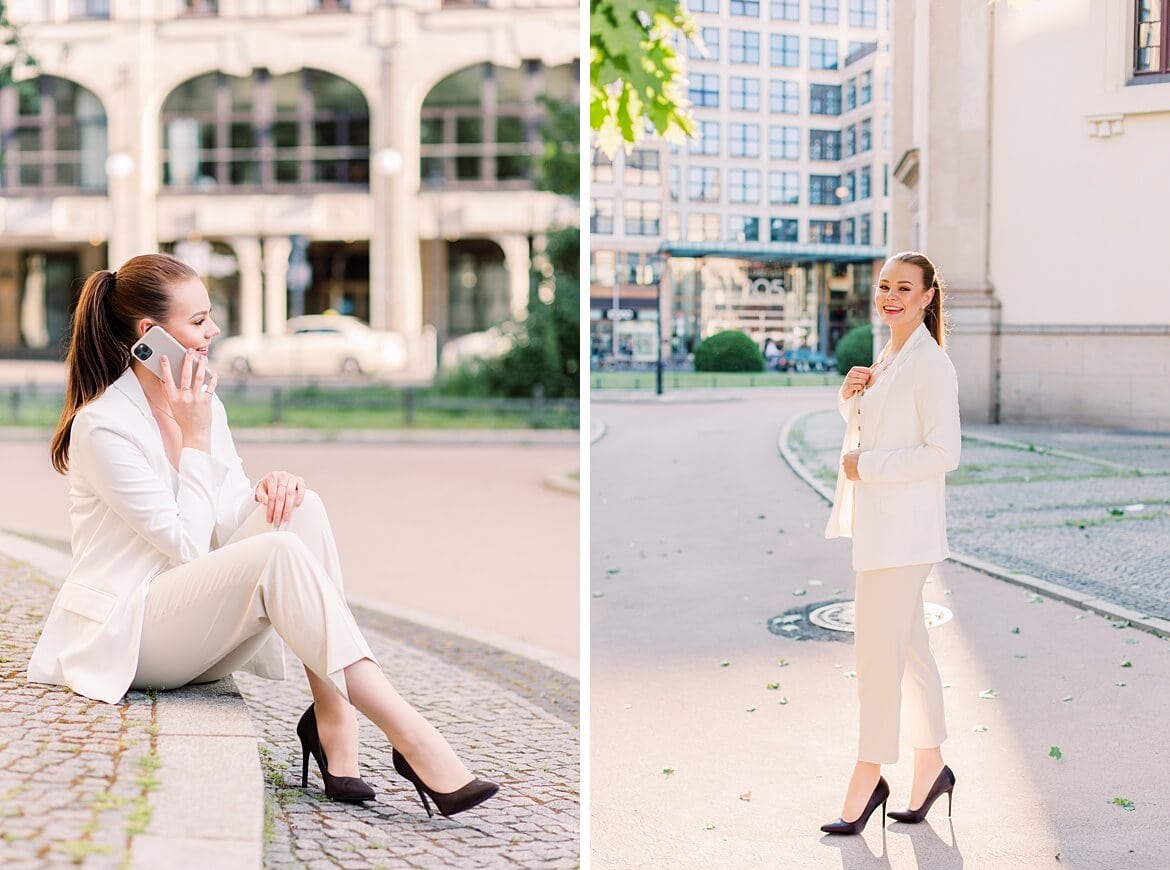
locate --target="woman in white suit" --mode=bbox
[28,254,497,818]
[819,251,961,835]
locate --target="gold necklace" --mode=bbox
[146,396,177,422]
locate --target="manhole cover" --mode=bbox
[768,600,953,643]
[808,601,953,632]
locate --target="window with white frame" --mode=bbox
[689,120,721,155]
[1135,0,1169,75]
[729,215,760,241]
[809,174,841,205]
[770,34,799,67]
[859,70,873,104]
[730,77,761,110]
[728,168,761,203]
[624,149,660,186]
[770,218,798,242]
[848,0,877,28]
[688,0,719,12]
[730,0,760,16]
[768,170,799,204]
[624,200,661,235]
[0,76,108,192]
[769,79,799,113]
[690,74,721,108]
[591,198,614,234]
[809,129,841,161]
[808,219,840,243]
[687,213,722,241]
[591,149,613,184]
[859,213,871,244]
[691,27,720,61]
[859,117,872,151]
[688,166,721,202]
[810,38,838,70]
[810,0,837,24]
[729,122,761,157]
[771,0,798,20]
[859,164,871,199]
[731,31,761,64]
[809,83,842,115]
[769,125,799,159]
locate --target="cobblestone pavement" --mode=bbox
[792,411,1170,619]
[0,560,160,869]
[234,607,579,869]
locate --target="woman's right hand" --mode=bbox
[842,365,873,399]
[159,349,217,453]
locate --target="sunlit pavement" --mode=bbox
[591,388,1168,869]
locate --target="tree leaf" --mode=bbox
[1049,746,1062,760]
[979,688,998,699]
[1109,797,1135,811]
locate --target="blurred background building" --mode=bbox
[0,0,578,376]
[892,0,1170,430]
[589,0,891,365]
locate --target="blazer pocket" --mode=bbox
[877,481,931,517]
[57,582,119,623]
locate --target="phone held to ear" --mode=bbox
[130,325,214,387]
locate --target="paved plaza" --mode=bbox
[591,388,1169,869]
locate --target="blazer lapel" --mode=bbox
[861,323,932,437]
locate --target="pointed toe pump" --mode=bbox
[297,704,377,803]
[888,765,956,823]
[392,748,499,818]
[821,776,890,835]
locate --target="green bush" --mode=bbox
[834,323,874,374]
[693,330,765,372]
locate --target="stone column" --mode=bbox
[496,234,532,320]
[263,236,291,335]
[228,236,263,338]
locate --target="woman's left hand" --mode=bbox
[842,450,862,482]
[255,471,306,526]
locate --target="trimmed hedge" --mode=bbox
[693,330,765,372]
[834,323,874,374]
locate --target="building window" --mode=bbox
[591,149,613,184]
[624,200,661,236]
[809,219,841,243]
[690,73,720,108]
[845,78,856,112]
[687,213,722,241]
[669,165,680,200]
[728,168,761,203]
[842,170,855,202]
[625,149,660,186]
[769,79,799,113]
[809,83,842,115]
[729,215,760,241]
[689,0,719,12]
[859,164,871,199]
[859,213,871,244]
[882,114,890,148]
[771,0,798,20]
[69,0,109,17]
[809,129,841,161]
[1135,0,1169,74]
[849,0,877,28]
[688,166,721,202]
[844,124,856,157]
[770,34,799,67]
[810,38,839,70]
[842,218,856,244]
[731,0,760,16]
[692,27,720,61]
[729,123,761,157]
[768,170,799,204]
[769,125,799,160]
[730,77,761,110]
[731,31,761,64]
[179,0,219,13]
[770,218,799,242]
[309,0,351,9]
[859,117,872,151]
[883,163,889,196]
[859,70,873,105]
[0,76,108,192]
[418,62,576,190]
[689,120,720,155]
[810,0,838,24]
[591,198,614,234]
[809,174,841,205]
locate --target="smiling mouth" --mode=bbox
[881,306,904,314]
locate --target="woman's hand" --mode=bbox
[843,450,862,481]
[255,471,306,526]
[159,349,217,453]
[842,365,872,399]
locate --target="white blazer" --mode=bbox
[824,323,961,572]
[27,367,286,704]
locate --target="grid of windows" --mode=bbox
[809,129,841,161]
[771,0,798,20]
[859,213,871,244]
[731,30,761,64]
[729,215,760,241]
[849,0,877,28]
[769,125,799,159]
[689,120,720,155]
[809,174,841,205]
[859,164,871,199]
[810,0,838,24]
[692,27,720,61]
[688,0,718,12]
[1135,0,1169,74]
[687,213,722,241]
[688,166,721,201]
[729,122,761,157]
[770,218,798,242]
[770,34,799,67]
[624,149,660,186]
[728,168,761,203]
[591,198,613,234]
[690,74,720,108]
[810,38,839,70]
[809,219,840,243]
[624,200,661,235]
[591,150,613,184]
[809,83,842,115]
[859,117,872,151]
[730,77,761,110]
[859,70,873,104]
[769,79,799,113]
[768,170,799,204]
[730,0,760,16]
[0,76,107,191]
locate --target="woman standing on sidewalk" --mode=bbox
[820,251,961,835]
[28,254,497,818]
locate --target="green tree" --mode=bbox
[537,96,579,199]
[834,323,874,374]
[590,0,697,157]
[693,330,765,372]
[0,3,37,88]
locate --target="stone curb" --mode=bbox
[0,426,578,446]
[0,531,264,869]
[590,421,607,444]
[543,469,581,496]
[776,409,1170,641]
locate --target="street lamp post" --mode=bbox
[655,277,663,396]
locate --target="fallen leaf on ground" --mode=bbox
[1116,682,1127,687]
[1112,620,1130,629]
[1121,660,1133,668]
[778,697,789,705]
[746,707,757,713]
[719,660,730,668]
[777,658,790,667]
[979,689,999,699]
[663,767,676,776]
[739,791,752,801]
[1027,594,1044,604]
[808,579,823,587]
[766,682,780,690]
[1125,638,1139,645]
[1015,654,1028,660]
[704,824,716,830]
[792,589,807,597]
[606,568,621,575]
[973,725,988,733]
[1109,797,1135,811]
[843,671,857,678]
[591,592,605,599]
[1049,746,1062,761]
[1011,626,1021,634]
[1061,695,1073,702]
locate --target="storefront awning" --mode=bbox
[658,241,888,264]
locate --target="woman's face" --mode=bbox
[147,277,221,358]
[875,259,933,329]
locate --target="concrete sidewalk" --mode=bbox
[591,389,1169,869]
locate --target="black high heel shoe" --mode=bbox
[888,765,955,823]
[820,776,890,835]
[297,704,376,803]
[391,748,499,818]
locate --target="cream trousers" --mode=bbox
[132,490,376,701]
[853,562,947,764]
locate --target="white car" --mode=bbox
[211,315,408,376]
[438,327,514,373]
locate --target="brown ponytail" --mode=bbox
[50,254,198,474]
[888,251,947,348]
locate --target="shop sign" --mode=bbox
[749,277,785,295]
[606,308,636,321]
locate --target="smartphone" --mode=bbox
[130,325,214,387]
